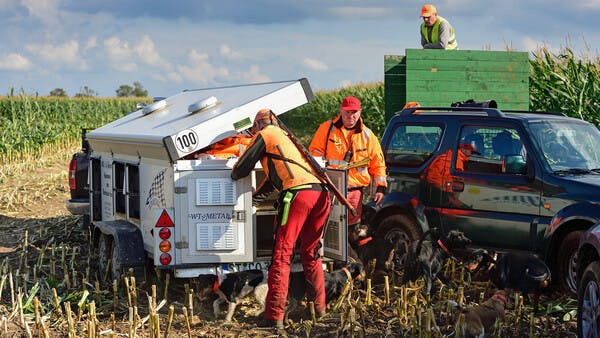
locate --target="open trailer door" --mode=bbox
[322,168,348,261]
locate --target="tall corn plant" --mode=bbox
[529,46,600,126]
[281,82,385,146]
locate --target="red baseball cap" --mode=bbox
[459,143,480,155]
[420,4,437,17]
[341,96,361,111]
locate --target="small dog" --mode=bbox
[285,262,364,320]
[211,269,268,322]
[462,289,508,338]
[471,249,551,303]
[401,229,472,296]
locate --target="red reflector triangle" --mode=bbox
[156,209,174,227]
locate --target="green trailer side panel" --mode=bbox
[384,49,529,122]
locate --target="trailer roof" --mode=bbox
[87,79,313,161]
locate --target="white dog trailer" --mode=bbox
[86,79,348,279]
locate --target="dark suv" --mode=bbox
[365,105,600,295]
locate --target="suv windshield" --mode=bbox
[529,120,600,172]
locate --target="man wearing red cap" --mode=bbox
[309,96,387,244]
[231,109,331,330]
[420,4,458,50]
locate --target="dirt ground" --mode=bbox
[0,148,580,337]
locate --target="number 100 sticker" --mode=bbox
[175,129,199,153]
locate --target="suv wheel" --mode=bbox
[578,261,600,337]
[558,230,583,296]
[374,214,421,255]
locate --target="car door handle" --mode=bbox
[451,180,464,192]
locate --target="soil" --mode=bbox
[0,149,580,337]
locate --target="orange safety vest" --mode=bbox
[232,125,320,191]
[309,115,387,189]
[205,135,252,158]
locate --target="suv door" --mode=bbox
[441,124,543,250]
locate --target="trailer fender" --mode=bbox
[93,220,146,270]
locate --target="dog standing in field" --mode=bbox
[461,289,509,338]
[210,269,268,322]
[285,262,364,320]
[401,229,472,296]
[348,224,407,280]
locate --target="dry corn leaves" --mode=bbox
[0,148,580,337]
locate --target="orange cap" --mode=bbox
[420,4,437,17]
[403,101,421,109]
[251,109,277,133]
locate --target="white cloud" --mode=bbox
[303,58,328,71]
[0,53,32,71]
[20,0,59,24]
[521,36,553,53]
[104,36,137,72]
[219,44,242,60]
[329,6,389,19]
[85,37,98,51]
[134,35,166,67]
[25,40,87,70]
[239,65,270,83]
[177,49,228,84]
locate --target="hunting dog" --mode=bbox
[401,229,472,296]
[209,269,268,322]
[348,224,407,280]
[470,249,551,305]
[285,262,365,320]
[462,289,509,338]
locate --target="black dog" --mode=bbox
[472,249,551,303]
[211,269,268,322]
[285,262,364,320]
[401,229,472,296]
[348,224,408,280]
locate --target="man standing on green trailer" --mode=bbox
[420,4,458,50]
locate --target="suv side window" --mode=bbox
[384,124,442,168]
[458,126,527,175]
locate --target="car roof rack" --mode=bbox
[398,106,503,117]
[397,107,567,118]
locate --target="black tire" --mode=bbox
[577,261,600,338]
[97,233,121,284]
[374,213,422,252]
[558,230,584,296]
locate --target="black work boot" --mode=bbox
[257,317,284,330]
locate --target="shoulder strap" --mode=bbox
[324,119,334,159]
[266,152,318,179]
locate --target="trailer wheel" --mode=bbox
[97,233,121,284]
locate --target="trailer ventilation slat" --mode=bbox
[195,178,236,205]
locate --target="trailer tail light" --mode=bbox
[68,159,77,190]
[159,227,171,240]
[159,240,171,253]
[159,253,172,265]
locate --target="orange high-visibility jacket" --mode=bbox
[231,125,320,192]
[309,115,387,190]
[205,135,252,158]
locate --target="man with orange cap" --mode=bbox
[231,109,331,330]
[309,96,387,233]
[420,4,458,50]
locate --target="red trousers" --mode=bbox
[264,189,331,321]
[346,189,363,226]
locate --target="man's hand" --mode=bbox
[374,192,384,206]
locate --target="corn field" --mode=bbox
[0,89,150,163]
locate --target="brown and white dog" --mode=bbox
[462,290,508,338]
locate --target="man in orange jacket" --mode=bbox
[309,96,387,230]
[231,109,331,330]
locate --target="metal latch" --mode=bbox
[174,186,187,194]
[234,210,245,221]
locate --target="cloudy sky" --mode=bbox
[1,0,599,97]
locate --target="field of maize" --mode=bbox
[0,45,595,336]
